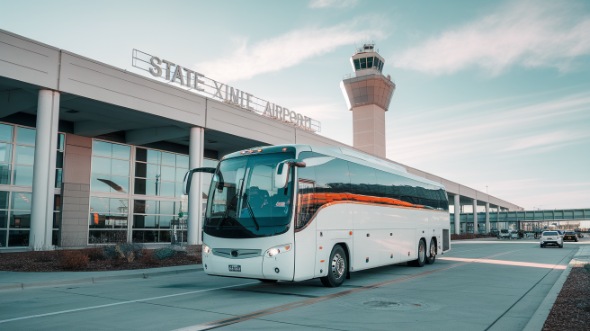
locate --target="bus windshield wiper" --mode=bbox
[243,193,260,231]
[219,193,239,229]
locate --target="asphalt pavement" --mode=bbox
[1,239,589,331]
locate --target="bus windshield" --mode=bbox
[203,152,294,238]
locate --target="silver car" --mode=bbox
[540,231,564,248]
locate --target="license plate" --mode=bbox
[228,264,241,272]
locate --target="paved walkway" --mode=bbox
[0,264,202,292]
[523,244,590,331]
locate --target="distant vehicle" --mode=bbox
[563,231,578,242]
[540,231,564,248]
[510,230,519,239]
[498,229,510,239]
[490,229,499,237]
[575,231,584,238]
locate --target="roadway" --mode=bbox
[1,238,588,331]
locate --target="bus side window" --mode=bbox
[296,152,318,229]
[296,179,316,229]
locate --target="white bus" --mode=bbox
[184,144,450,287]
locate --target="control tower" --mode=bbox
[340,44,395,158]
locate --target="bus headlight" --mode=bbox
[202,244,211,255]
[265,244,292,257]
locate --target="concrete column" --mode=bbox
[473,199,478,234]
[187,127,204,245]
[485,202,490,233]
[454,194,460,234]
[30,90,60,250]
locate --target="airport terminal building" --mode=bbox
[1,29,524,250]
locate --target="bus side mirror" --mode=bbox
[274,160,306,188]
[183,171,194,195]
[183,167,216,195]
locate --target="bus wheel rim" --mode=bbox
[331,253,345,279]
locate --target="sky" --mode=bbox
[2,0,589,210]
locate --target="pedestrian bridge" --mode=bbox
[451,208,590,234]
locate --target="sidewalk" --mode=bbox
[0,264,202,292]
[523,244,590,331]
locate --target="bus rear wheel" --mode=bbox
[409,239,426,267]
[425,239,436,264]
[321,245,347,287]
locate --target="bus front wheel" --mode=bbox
[321,245,347,287]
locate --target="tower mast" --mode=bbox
[340,43,395,158]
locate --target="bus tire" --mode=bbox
[410,239,426,267]
[425,239,436,264]
[321,245,347,287]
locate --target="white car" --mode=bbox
[540,231,564,248]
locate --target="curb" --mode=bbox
[522,246,590,331]
[0,265,203,292]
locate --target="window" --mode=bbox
[353,59,361,70]
[0,123,64,247]
[360,57,367,69]
[7,192,32,246]
[89,141,131,243]
[91,141,130,194]
[374,58,383,72]
[348,162,377,196]
[55,134,65,188]
[14,127,36,186]
[314,157,350,194]
[293,151,451,232]
[132,199,181,243]
[0,124,13,185]
[88,196,129,243]
[134,148,187,197]
[296,158,317,229]
[88,139,213,244]
[0,191,7,247]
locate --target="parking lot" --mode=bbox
[1,238,588,331]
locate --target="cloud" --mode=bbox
[393,0,590,75]
[195,18,386,82]
[308,0,358,9]
[503,131,590,153]
[388,91,590,163]
[498,182,590,209]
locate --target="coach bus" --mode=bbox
[184,144,450,287]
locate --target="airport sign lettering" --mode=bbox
[132,49,319,132]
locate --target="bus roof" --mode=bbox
[223,144,445,190]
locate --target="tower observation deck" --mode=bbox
[340,44,395,158]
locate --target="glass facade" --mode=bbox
[353,56,384,72]
[89,140,217,244]
[0,122,64,247]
